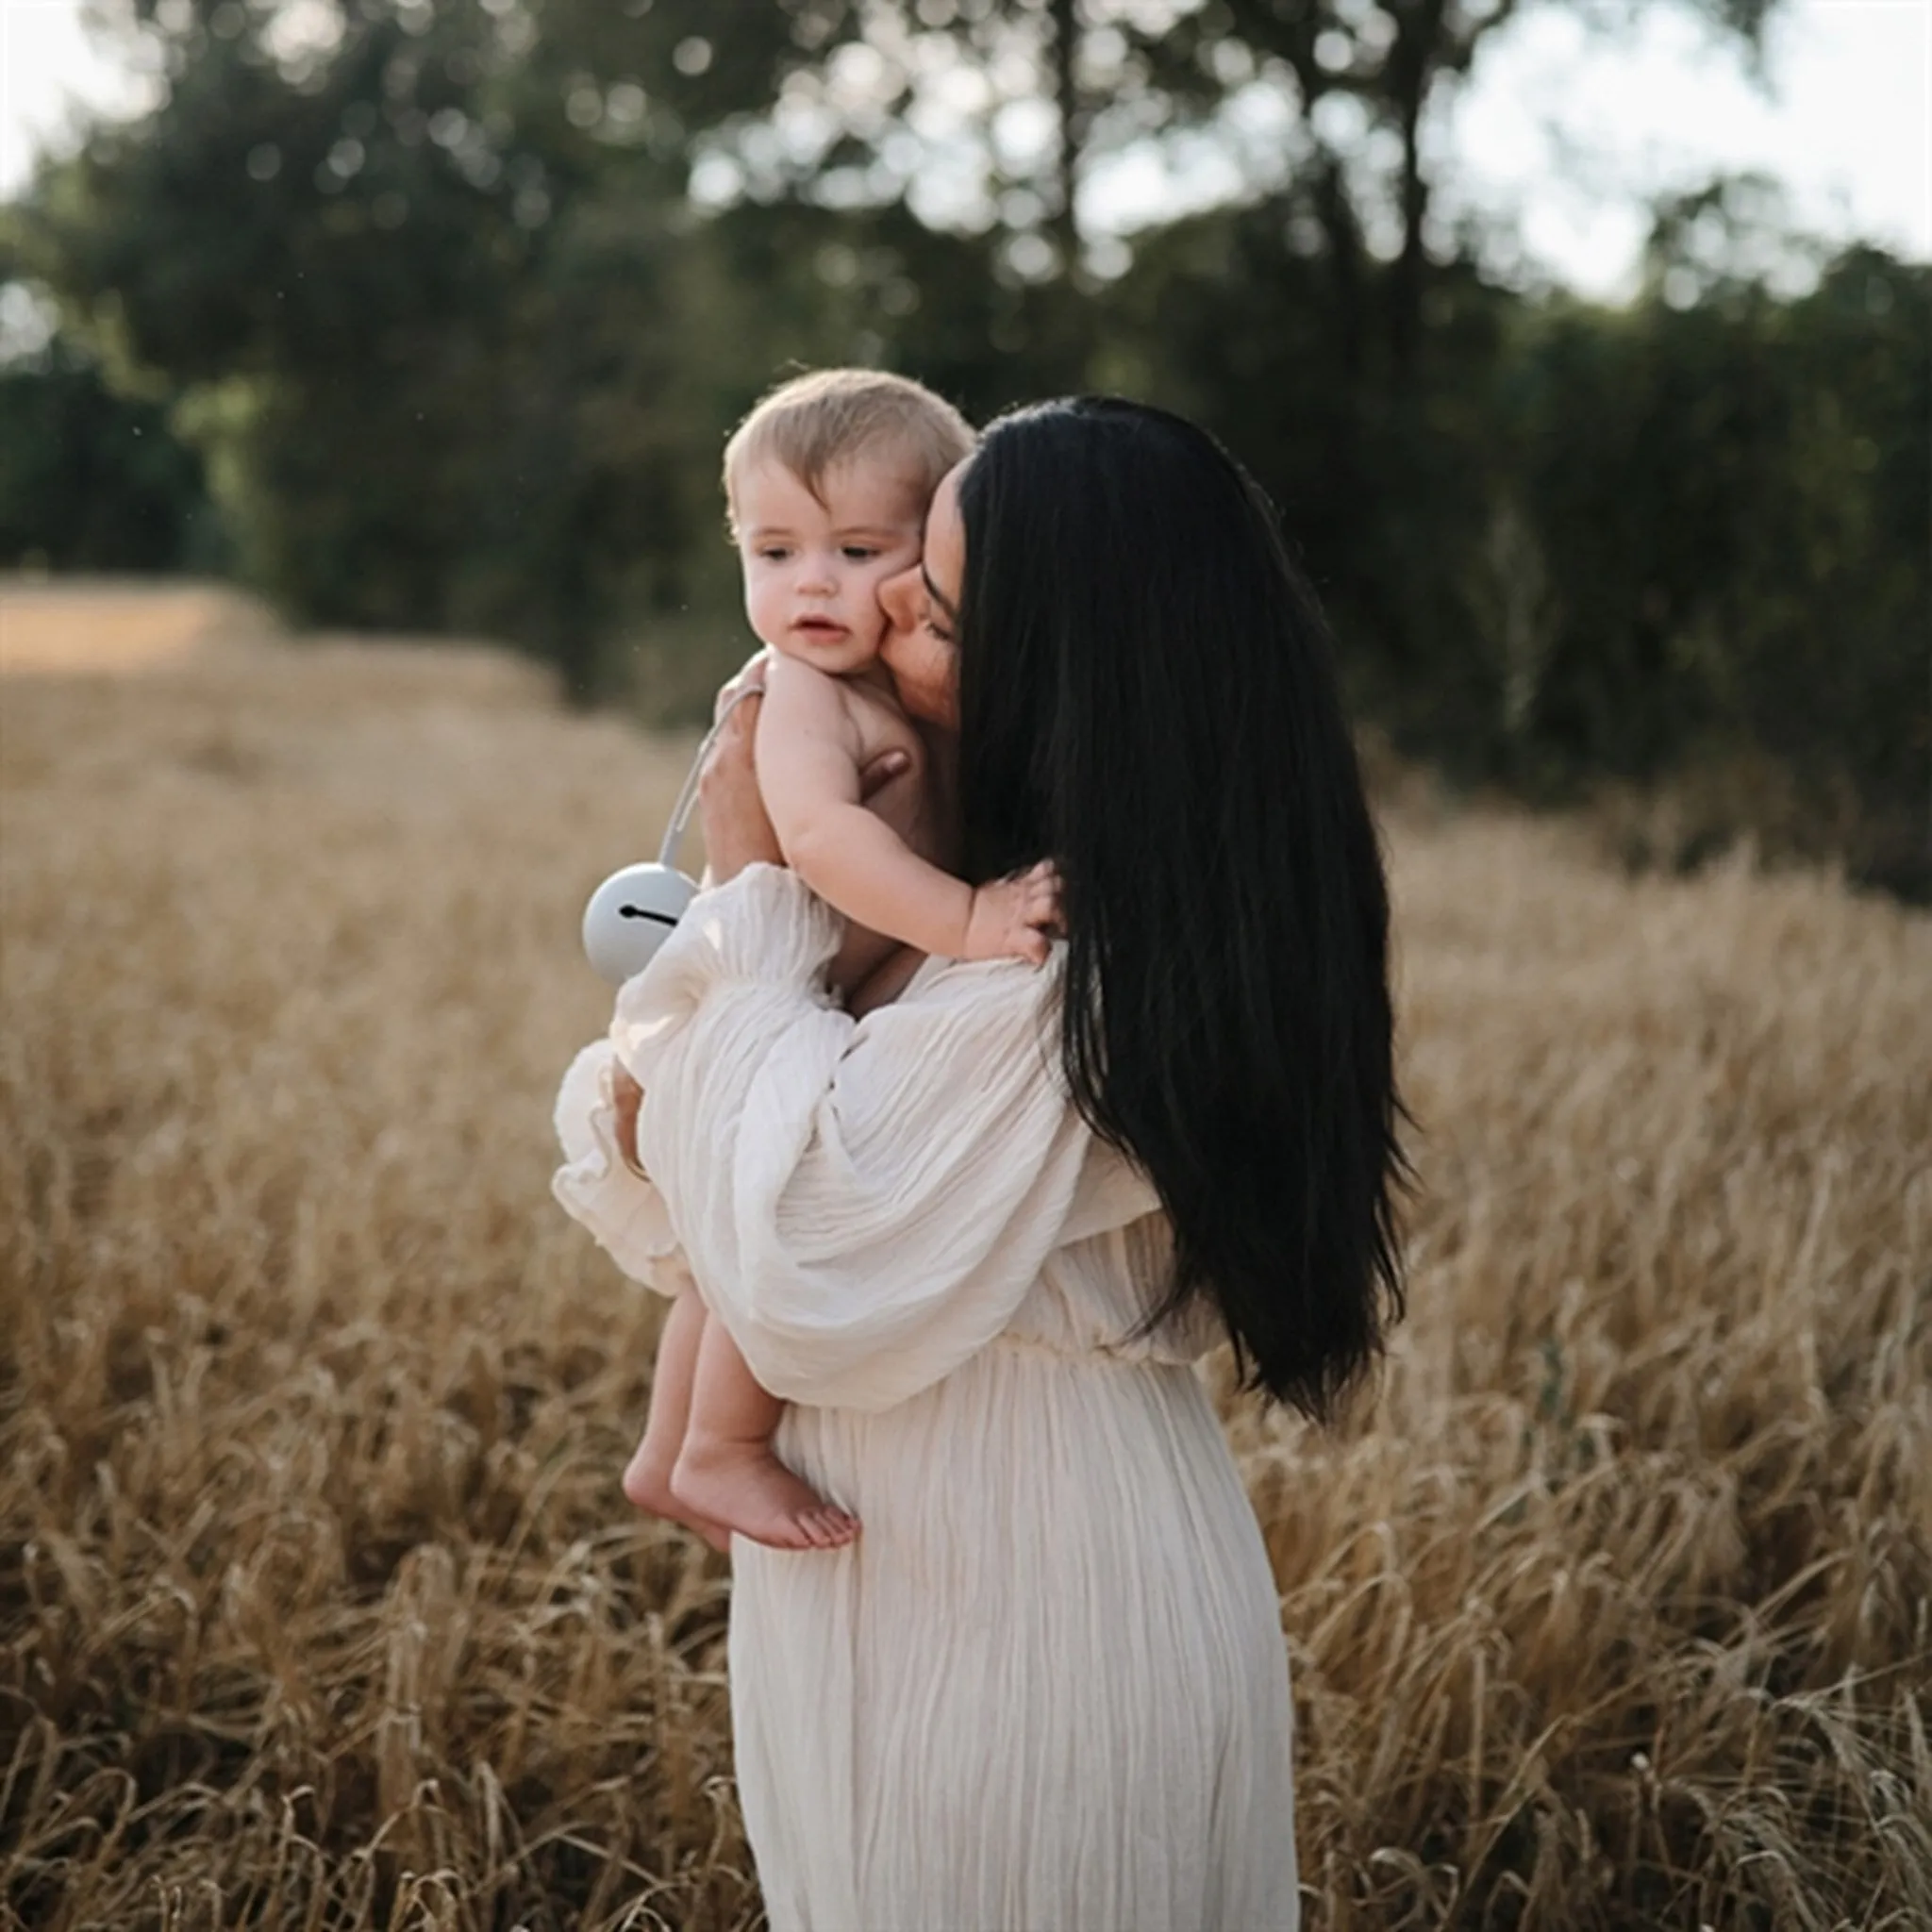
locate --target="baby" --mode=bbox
[622,370,1058,1551]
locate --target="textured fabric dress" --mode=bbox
[553,865,1300,1932]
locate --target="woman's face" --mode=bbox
[878,460,966,731]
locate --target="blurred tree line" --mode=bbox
[3,0,1924,893]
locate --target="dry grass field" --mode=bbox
[2,583,1927,1931]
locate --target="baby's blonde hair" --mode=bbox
[724,368,974,527]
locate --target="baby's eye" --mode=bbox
[841,545,879,562]
[756,545,791,562]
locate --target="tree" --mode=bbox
[15,0,837,694]
[0,297,216,572]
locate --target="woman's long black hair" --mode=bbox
[954,396,1408,1421]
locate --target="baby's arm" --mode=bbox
[757,662,1056,963]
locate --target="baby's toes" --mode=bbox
[807,1507,858,1547]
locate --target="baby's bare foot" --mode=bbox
[672,1438,859,1552]
[623,1436,733,1553]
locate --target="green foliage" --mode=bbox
[1097,184,1926,893]
[12,0,823,696]
[0,329,217,572]
[1497,246,1929,890]
[8,0,1924,889]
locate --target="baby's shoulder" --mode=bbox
[762,651,840,701]
[763,657,914,758]
[760,653,858,733]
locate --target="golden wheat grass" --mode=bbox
[0,582,275,677]
[2,600,1927,1930]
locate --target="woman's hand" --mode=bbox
[697,658,784,883]
[697,654,914,885]
[609,1061,647,1179]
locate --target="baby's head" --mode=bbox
[724,369,974,676]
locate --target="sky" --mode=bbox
[2,0,1926,301]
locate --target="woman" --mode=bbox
[555,397,1406,1929]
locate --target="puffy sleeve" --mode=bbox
[550,1039,696,1298]
[608,863,1158,1413]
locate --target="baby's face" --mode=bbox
[733,456,926,676]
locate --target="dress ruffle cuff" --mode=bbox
[553,867,840,1297]
[551,1039,694,1296]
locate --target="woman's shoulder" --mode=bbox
[894,943,1064,1021]
[848,949,1071,1100]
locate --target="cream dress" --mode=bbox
[554,865,1300,1932]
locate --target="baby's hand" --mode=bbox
[960,860,1061,966]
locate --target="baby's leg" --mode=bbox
[622,1291,731,1552]
[672,1320,859,1550]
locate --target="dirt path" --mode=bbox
[0,577,278,675]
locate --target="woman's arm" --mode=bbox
[552,1039,694,1297]
[554,662,920,1287]
[614,864,1150,1412]
[697,663,786,878]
